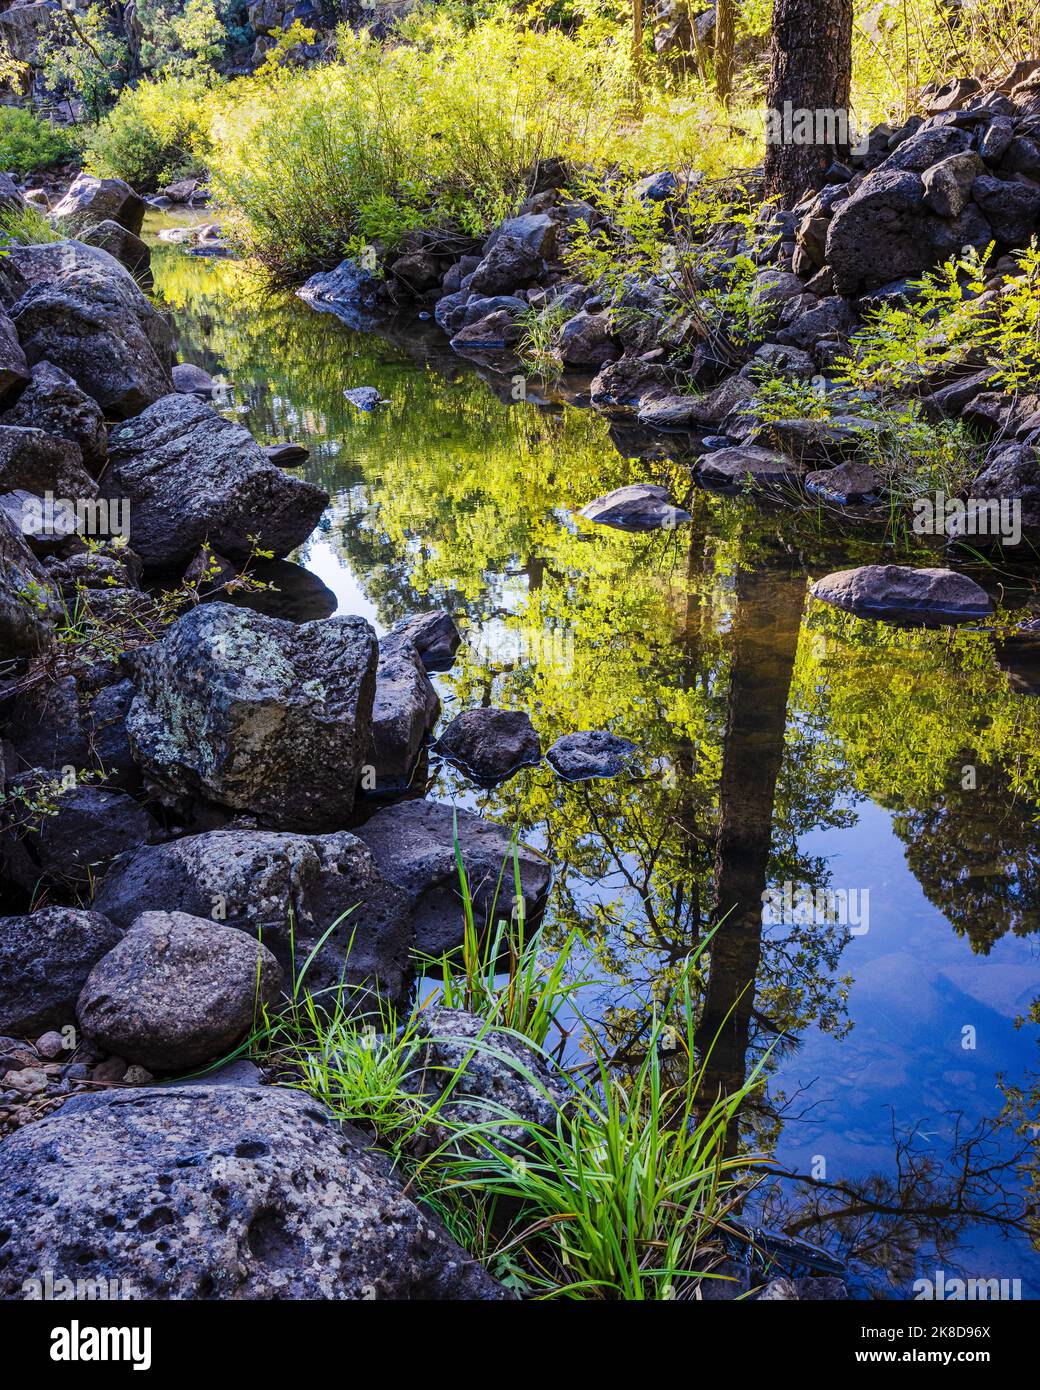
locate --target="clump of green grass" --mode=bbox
[0,202,61,246]
[226,828,765,1300]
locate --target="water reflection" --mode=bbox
[150,235,1040,1298]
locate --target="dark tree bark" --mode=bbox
[763,0,853,208]
[715,0,734,103]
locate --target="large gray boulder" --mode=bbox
[468,235,544,295]
[77,911,283,1072]
[826,169,992,295]
[811,564,993,624]
[0,506,57,655]
[0,907,121,1036]
[354,799,551,958]
[51,173,146,238]
[0,3,52,63]
[951,442,1040,549]
[7,241,174,416]
[102,394,328,569]
[0,1085,506,1299]
[0,359,107,474]
[125,603,377,829]
[92,828,415,1004]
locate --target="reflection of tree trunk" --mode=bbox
[695,570,804,1122]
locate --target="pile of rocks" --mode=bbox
[298,68,1040,547]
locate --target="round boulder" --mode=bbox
[811,564,994,625]
[77,911,283,1072]
[0,1085,506,1299]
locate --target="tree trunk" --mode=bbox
[715,0,734,104]
[633,0,646,87]
[763,0,853,208]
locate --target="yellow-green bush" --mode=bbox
[84,73,218,191]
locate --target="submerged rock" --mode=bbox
[804,460,879,505]
[93,828,414,1005]
[103,393,328,570]
[433,708,542,786]
[811,564,993,624]
[297,258,389,329]
[546,730,638,780]
[354,799,551,958]
[125,603,377,830]
[0,1085,506,1299]
[578,483,691,531]
[698,445,802,490]
[0,907,121,1036]
[77,911,283,1072]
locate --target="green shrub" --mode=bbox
[0,108,75,176]
[84,74,216,191]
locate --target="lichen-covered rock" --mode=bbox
[0,359,108,474]
[811,564,993,624]
[51,173,146,238]
[354,799,551,958]
[102,394,328,570]
[77,911,283,1072]
[7,241,173,417]
[413,1006,566,1153]
[92,828,415,1004]
[559,310,618,367]
[0,907,121,1036]
[0,1085,506,1299]
[433,708,542,786]
[125,603,377,829]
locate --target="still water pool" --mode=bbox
[150,234,1040,1300]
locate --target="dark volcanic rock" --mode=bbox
[413,1006,565,1152]
[811,564,993,624]
[578,483,691,531]
[77,911,283,1072]
[433,708,542,786]
[297,259,390,329]
[81,219,152,278]
[698,445,802,490]
[468,235,544,295]
[92,828,415,1005]
[103,393,328,570]
[125,603,377,830]
[0,423,95,500]
[353,799,551,958]
[383,609,461,671]
[546,730,638,780]
[0,359,107,474]
[8,241,174,417]
[0,1085,506,1299]
[367,637,440,792]
[1,779,159,893]
[0,507,57,656]
[0,907,121,1036]
[0,310,29,401]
